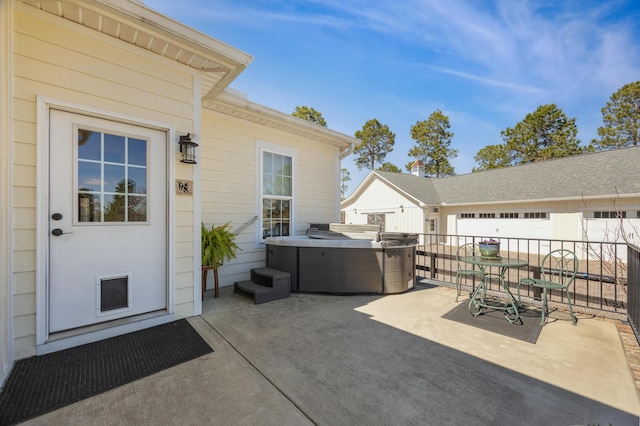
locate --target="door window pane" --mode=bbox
[78,162,102,192]
[128,167,146,194]
[104,133,125,163]
[78,130,101,161]
[78,193,101,222]
[128,138,146,166]
[128,196,147,221]
[104,165,126,193]
[104,194,126,222]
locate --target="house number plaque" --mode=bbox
[176,179,193,195]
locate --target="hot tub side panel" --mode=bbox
[383,246,416,294]
[298,247,384,294]
[266,245,299,291]
[266,242,416,294]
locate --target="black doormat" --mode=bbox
[442,301,543,344]
[0,319,213,425]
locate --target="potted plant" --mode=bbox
[479,238,500,258]
[201,222,241,299]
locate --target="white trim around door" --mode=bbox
[36,97,176,354]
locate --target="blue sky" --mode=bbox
[145,0,640,197]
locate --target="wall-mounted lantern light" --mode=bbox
[179,133,198,164]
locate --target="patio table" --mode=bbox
[460,256,529,324]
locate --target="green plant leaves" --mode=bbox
[201,222,241,268]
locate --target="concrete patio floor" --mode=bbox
[23,284,640,425]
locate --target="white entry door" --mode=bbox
[48,110,168,333]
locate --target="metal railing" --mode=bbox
[415,234,628,320]
[628,244,640,342]
[233,215,259,235]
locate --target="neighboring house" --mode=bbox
[0,0,357,385]
[341,147,640,250]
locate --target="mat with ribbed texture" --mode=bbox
[0,319,213,425]
[442,301,543,343]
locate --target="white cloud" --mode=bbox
[429,66,543,94]
[83,178,103,186]
[297,0,639,98]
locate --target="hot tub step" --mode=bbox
[251,267,290,286]
[234,268,290,304]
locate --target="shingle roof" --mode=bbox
[373,172,439,204]
[374,146,640,206]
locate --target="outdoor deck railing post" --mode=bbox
[628,244,640,344]
[430,252,436,279]
[532,266,542,300]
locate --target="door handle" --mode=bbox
[51,228,73,236]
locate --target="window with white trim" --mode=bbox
[260,150,293,240]
[500,212,519,219]
[524,212,547,219]
[594,211,626,219]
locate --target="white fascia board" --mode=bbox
[90,0,253,67]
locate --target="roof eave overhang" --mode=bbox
[203,90,359,149]
[19,0,253,99]
[341,171,426,208]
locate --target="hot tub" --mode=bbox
[265,233,417,294]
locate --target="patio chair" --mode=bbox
[455,243,483,301]
[518,249,579,326]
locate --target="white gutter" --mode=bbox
[339,143,355,160]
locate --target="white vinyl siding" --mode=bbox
[342,179,424,234]
[200,109,342,288]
